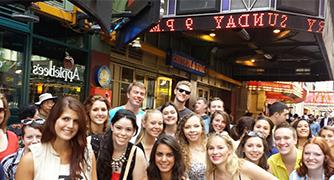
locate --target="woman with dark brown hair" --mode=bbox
[289,137,334,180]
[84,95,110,135]
[16,96,97,180]
[145,134,186,180]
[0,93,19,161]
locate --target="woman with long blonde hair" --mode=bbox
[176,113,206,180]
[206,133,277,180]
[136,109,164,160]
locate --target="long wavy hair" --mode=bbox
[83,95,110,134]
[0,94,10,131]
[296,137,334,179]
[206,133,242,180]
[96,109,138,179]
[236,133,269,170]
[176,113,206,171]
[209,110,230,134]
[41,96,88,180]
[135,109,163,144]
[252,117,274,151]
[147,134,185,180]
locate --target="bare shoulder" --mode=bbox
[240,160,277,180]
[16,151,34,179]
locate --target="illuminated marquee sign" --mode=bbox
[150,11,324,33]
[167,51,206,76]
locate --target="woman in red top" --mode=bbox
[0,93,19,161]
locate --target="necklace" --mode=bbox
[111,152,127,172]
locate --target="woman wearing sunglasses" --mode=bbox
[289,137,334,180]
[0,94,19,162]
[236,131,269,170]
[16,96,97,180]
[206,133,277,180]
[1,122,43,180]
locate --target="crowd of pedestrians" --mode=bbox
[0,80,334,180]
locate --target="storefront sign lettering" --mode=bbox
[32,61,80,82]
[150,11,324,33]
[167,50,206,76]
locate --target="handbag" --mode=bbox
[122,145,137,180]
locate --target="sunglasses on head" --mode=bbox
[0,108,5,112]
[177,88,191,95]
[246,131,264,139]
[21,118,45,125]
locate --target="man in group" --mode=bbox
[320,112,332,128]
[35,93,57,120]
[268,101,289,126]
[173,80,193,120]
[268,122,302,180]
[109,81,146,142]
[208,97,224,114]
[194,97,210,134]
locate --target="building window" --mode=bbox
[0,29,25,109]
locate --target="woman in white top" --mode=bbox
[289,137,334,180]
[16,96,97,180]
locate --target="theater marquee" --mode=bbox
[150,11,324,33]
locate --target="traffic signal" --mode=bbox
[116,0,161,47]
[69,0,112,33]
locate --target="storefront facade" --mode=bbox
[0,4,90,123]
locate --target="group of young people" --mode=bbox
[0,80,334,180]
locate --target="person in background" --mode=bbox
[8,104,40,138]
[309,115,320,136]
[145,134,186,180]
[268,101,289,126]
[320,112,332,128]
[172,80,193,120]
[206,133,277,180]
[34,92,57,120]
[96,109,146,180]
[16,96,97,180]
[1,122,43,180]
[136,109,164,161]
[194,97,210,134]
[176,113,206,180]
[0,94,19,162]
[160,102,180,137]
[292,119,312,150]
[84,95,110,135]
[109,81,146,143]
[208,97,224,115]
[319,126,334,150]
[289,137,334,180]
[236,131,269,170]
[230,116,255,141]
[267,122,302,180]
[252,117,278,156]
[208,110,230,134]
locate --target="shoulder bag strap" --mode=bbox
[122,145,137,180]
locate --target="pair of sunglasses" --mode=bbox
[0,108,5,112]
[21,118,45,125]
[177,88,191,95]
[246,131,265,139]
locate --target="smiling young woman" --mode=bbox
[16,96,97,180]
[206,133,277,180]
[289,137,334,180]
[145,134,186,180]
[96,109,147,180]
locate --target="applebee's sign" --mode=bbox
[32,61,80,82]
